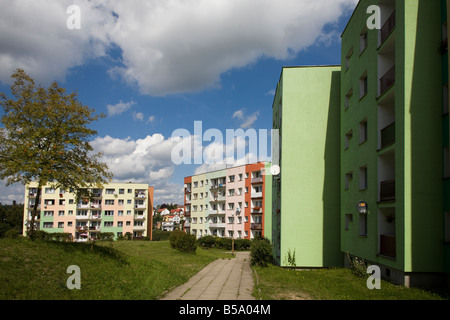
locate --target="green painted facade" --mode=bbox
[341,0,445,285]
[271,66,342,268]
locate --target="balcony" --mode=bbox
[380,10,395,45]
[133,225,145,231]
[379,66,395,97]
[380,122,395,149]
[251,177,263,184]
[251,207,262,214]
[379,234,396,257]
[251,223,262,230]
[380,179,395,201]
[90,214,102,220]
[134,204,146,209]
[210,183,226,190]
[89,226,101,232]
[134,214,145,220]
[209,222,226,229]
[135,191,146,199]
[76,215,89,220]
[76,226,88,232]
[251,191,263,199]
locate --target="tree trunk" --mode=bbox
[29,184,42,239]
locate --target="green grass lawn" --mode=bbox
[0,237,231,300]
[252,264,449,300]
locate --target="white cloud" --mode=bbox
[0,0,358,96]
[91,134,185,204]
[132,112,144,121]
[232,108,260,128]
[106,100,136,116]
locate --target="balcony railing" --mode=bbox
[380,122,395,149]
[251,223,262,230]
[380,179,395,201]
[251,191,263,199]
[251,177,263,184]
[251,207,262,214]
[379,234,396,257]
[379,66,395,96]
[380,10,396,45]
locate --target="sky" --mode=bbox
[0,0,358,206]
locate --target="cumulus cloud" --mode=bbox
[106,100,136,116]
[91,134,185,204]
[0,0,358,95]
[232,108,260,128]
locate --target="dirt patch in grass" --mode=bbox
[274,291,312,300]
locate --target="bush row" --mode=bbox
[196,235,252,251]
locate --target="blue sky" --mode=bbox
[0,0,358,205]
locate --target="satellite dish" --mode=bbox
[356,201,368,214]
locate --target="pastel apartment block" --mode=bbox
[23,182,154,241]
[184,162,271,240]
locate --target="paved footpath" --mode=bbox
[161,251,255,300]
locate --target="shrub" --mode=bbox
[250,237,273,267]
[197,235,217,248]
[28,230,48,240]
[169,230,197,253]
[45,232,71,242]
[235,239,252,251]
[96,232,115,241]
[5,229,20,239]
[346,253,367,278]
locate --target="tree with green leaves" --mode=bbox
[0,69,113,238]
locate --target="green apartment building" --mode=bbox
[271,0,450,287]
[340,0,447,287]
[271,66,342,268]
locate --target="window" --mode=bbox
[238,174,243,181]
[44,211,54,216]
[345,130,353,150]
[193,181,198,188]
[228,175,235,182]
[345,48,353,70]
[118,210,124,216]
[119,189,124,194]
[104,221,113,227]
[359,119,368,143]
[127,189,132,194]
[58,222,64,228]
[45,188,55,194]
[59,199,65,206]
[69,199,74,204]
[105,189,115,194]
[360,29,368,53]
[345,172,353,190]
[360,72,368,98]
[43,222,53,228]
[68,221,73,227]
[58,210,64,216]
[345,214,353,231]
[118,199,124,205]
[228,189,235,196]
[104,210,114,216]
[105,199,114,205]
[345,88,353,110]
[228,203,234,210]
[359,212,367,236]
[359,166,368,190]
